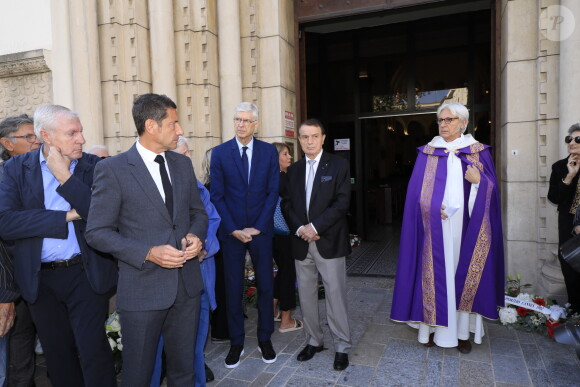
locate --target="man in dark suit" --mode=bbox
[210,102,279,368]
[281,118,352,371]
[85,94,208,386]
[0,105,118,386]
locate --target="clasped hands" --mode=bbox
[146,233,202,269]
[232,228,261,243]
[298,224,319,243]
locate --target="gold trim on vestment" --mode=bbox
[419,154,438,325]
[423,145,435,155]
[458,180,494,312]
[466,143,484,172]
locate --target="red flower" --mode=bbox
[246,287,256,296]
[534,298,546,306]
[545,320,561,338]
[516,307,529,317]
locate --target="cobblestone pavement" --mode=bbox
[34,276,580,386]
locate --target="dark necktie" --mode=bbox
[154,155,173,217]
[241,146,249,183]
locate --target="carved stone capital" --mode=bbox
[0,50,50,79]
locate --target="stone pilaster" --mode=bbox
[69,0,105,150]
[149,0,177,101]
[218,0,243,143]
[97,0,152,155]
[174,0,222,170]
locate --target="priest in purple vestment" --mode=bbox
[390,102,504,354]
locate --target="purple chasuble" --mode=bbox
[390,142,505,327]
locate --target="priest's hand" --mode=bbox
[465,165,480,184]
[440,204,448,220]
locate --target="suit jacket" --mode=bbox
[0,150,118,303]
[85,144,208,311]
[210,137,279,239]
[282,151,351,260]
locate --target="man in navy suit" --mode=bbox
[281,118,352,371]
[210,102,279,368]
[0,105,118,386]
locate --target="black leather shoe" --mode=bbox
[258,340,277,364]
[205,363,214,382]
[224,344,244,368]
[333,352,349,371]
[297,344,324,361]
[457,339,472,354]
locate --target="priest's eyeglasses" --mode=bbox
[234,118,256,126]
[565,135,580,144]
[437,117,459,125]
[9,134,38,143]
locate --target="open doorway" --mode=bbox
[301,5,492,249]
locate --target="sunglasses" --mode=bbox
[565,136,580,144]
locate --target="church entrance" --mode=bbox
[299,1,493,248]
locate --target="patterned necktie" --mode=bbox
[154,155,173,217]
[306,159,316,213]
[241,146,249,183]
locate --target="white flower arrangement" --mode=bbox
[105,312,123,373]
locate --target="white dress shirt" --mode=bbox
[136,140,172,202]
[297,150,323,236]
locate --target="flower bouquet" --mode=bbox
[105,312,123,374]
[349,234,362,248]
[498,274,579,338]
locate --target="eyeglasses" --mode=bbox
[437,117,459,125]
[9,134,38,143]
[565,135,580,144]
[234,118,256,126]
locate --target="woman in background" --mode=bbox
[272,142,302,332]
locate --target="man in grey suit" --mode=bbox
[86,94,208,386]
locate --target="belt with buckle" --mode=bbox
[41,254,82,270]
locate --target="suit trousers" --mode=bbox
[28,264,115,387]
[150,288,209,387]
[222,234,274,345]
[8,299,36,387]
[295,242,351,353]
[120,269,199,387]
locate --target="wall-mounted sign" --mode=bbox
[284,111,295,137]
[334,138,350,151]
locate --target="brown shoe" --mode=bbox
[457,339,472,354]
[423,333,435,347]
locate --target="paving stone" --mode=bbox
[335,364,375,386]
[249,372,275,387]
[515,330,537,344]
[266,366,296,386]
[227,357,268,382]
[461,338,491,363]
[527,368,552,387]
[543,358,580,386]
[521,343,545,369]
[441,356,459,382]
[370,358,424,387]
[285,375,335,386]
[383,338,428,362]
[489,337,524,358]
[492,354,531,386]
[263,352,292,373]
[293,349,340,382]
[486,323,518,340]
[350,342,385,367]
[216,378,250,386]
[422,359,442,387]
[427,345,445,361]
[458,360,494,387]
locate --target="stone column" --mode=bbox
[559,0,580,157]
[49,0,74,109]
[148,0,177,101]
[217,0,243,142]
[69,0,104,149]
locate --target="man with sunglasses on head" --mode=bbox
[0,114,41,387]
[548,123,580,315]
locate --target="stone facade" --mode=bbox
[0,50,52,118]
[1,1,575,300]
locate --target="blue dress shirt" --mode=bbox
[39,148,81,262]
